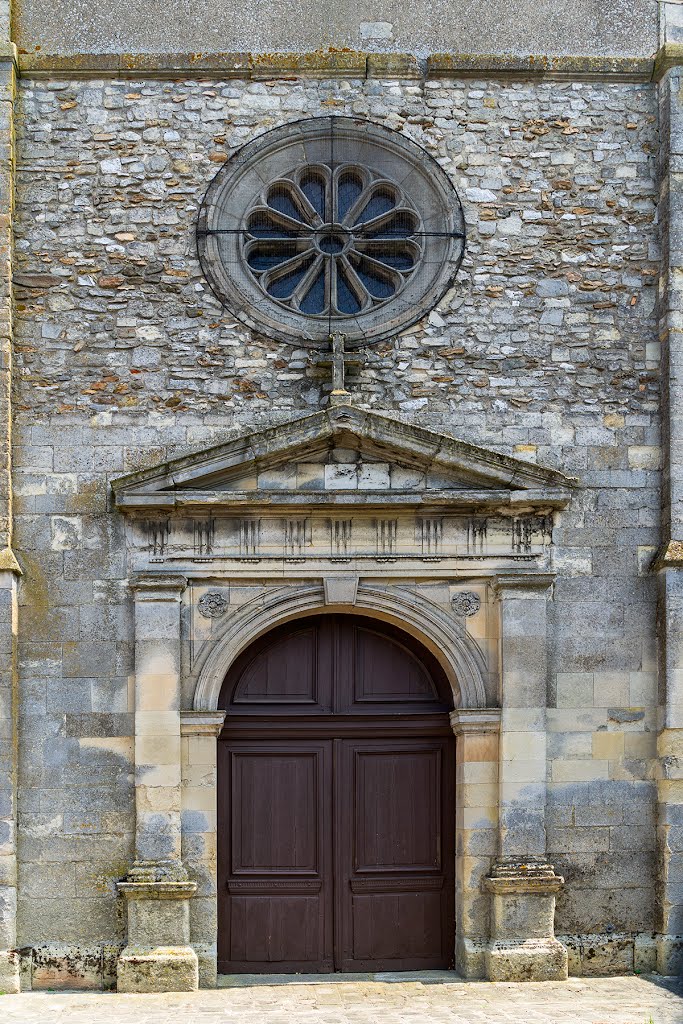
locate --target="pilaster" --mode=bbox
[655,557,683,972]
[180,710,226,988]
[0,15,20,994]
[117,573,199,993]
[484,574,567,982]
[656,42,683,974]
[492,574,555,859]
[450,708,500,979]
[0,567,20,993]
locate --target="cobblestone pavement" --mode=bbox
[2,974,683,1024]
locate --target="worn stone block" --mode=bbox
[579,933,634,976]
[486,939,568,982]
[0,948,19,992]
[116,946,198,993]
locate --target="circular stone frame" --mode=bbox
[197,116,466,348]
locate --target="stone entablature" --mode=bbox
[11,0,657,71]
[112,405,569,577]
[122,513,554,572]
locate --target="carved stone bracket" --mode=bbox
[450,708,500,736]
[179,710,226,737]
[491,572,555,598]
[129,572,187,599]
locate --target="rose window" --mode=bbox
[197,117,466,347]
[243,166,422,318]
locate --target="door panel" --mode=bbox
[231,751,319,873]
[337,738,455,971]
[218,740,333,973]
[223,617,334,715]
[352,626,440,705]
[228,893,325,964]
[352,747,442,872]
[220,615,450,715]
[232,626,318,705]
[350,891,443,960]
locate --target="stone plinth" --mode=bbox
[116,861,198,993]
[483,858,568,982]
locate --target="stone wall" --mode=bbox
[14,77,658,418]
[11,74,662,982]
[10,0,657,61]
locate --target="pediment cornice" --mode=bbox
[112,405,574,515]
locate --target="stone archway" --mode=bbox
[192,581,489,713]
[114,404,572,992]
[179,580,491,984]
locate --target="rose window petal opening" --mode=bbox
[242,166,425,319]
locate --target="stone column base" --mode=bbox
[486,938,568,982]
[117,946,198,993]
[483,858,568,982]
[116,861,198,993]
[0,949,20,993]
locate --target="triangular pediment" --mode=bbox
[112,405,574,512]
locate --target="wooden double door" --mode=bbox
[217,615,455,974]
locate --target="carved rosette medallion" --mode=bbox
[198,591,229,619]
[452,591,481,617]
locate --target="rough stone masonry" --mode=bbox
[1,0,683,996]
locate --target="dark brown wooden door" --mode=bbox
[336,737,454,971]
[220,740,334,972]
[217,615,455,974]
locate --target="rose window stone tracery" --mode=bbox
[197,116,466,347]
[243,165,422,318]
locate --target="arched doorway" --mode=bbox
[216,614,455,974]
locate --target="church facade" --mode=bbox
[1,0,683,993]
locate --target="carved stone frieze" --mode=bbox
[238,519,260,560]
[284,518,308,561]
[330,519,352,560]
[375,518,398,561]
[126,511,556,574]
[419,517,443,560]
[193,519,215,558]
[147,519,170,558]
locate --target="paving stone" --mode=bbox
[2,975,683,1024]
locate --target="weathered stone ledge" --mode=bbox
[12,47,661,82]
[118,882,198,901]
